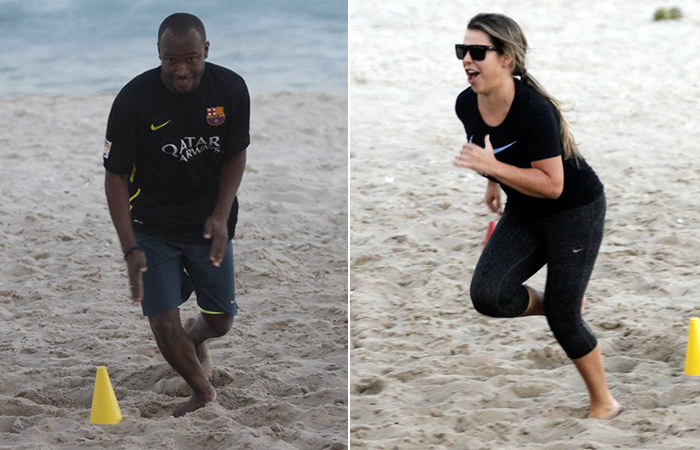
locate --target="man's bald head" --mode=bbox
[158,13,206,43]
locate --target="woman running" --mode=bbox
[453,13,620,419]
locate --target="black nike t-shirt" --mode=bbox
[104,62,250,243]
[456,78,603,215]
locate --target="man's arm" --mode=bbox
[204,149,247,266]
[105,171,147,303]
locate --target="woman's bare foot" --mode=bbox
[174,388,216,417]
[183,317,213,379]
[581,295,588,314]
[588,398,621,420]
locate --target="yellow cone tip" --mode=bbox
[89,366,123,424]
[684,318,700,376]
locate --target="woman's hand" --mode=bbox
[453,135,564,199]
[484,180,503,214]
[453,135,498,176]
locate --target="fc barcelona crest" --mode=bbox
[206,106,225,126]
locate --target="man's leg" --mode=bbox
[148,308,216,417]
[181,237,237,370]
[186,312,233,346]
[182,313,233,378]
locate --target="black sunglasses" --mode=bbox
[455,44,497,61]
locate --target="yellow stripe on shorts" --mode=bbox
[199,307,226,315]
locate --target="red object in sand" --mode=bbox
[483,221,496,247]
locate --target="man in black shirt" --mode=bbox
[104,13,249,417]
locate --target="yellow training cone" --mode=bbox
[684,318,700,376]
[89,366,123,424]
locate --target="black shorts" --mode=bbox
[135,233,238,317]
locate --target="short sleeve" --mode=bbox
[222,79,251,159]
[103,99,139,174]
[524,102,561,162]
[455,92,464,122]
[455,88,473,136]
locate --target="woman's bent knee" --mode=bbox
[470,280,529,318]
[470,283,506,317]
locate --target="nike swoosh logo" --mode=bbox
[150,120,172,131]
[573,248,584,253]
[467,136,517,154]
[493,141,517,154]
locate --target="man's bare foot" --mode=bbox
[588,398,621,420]
[173,388,216,417]
[183,317,213,379]
[581,295,587,314]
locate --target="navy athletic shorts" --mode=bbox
[134,232,238,317]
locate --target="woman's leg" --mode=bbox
[541,194,620,419]
[470,210,545,317]
[519,285,545,316]
[572,345,620,419]
[519,287,586,317]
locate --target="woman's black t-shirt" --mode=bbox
[456,78,603,215]
[104,62,250,243]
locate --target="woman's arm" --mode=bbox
[454,135,563,199]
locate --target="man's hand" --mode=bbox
[126,250,147,304]
[203,215,229,267]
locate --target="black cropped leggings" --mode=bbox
[470,193,606,360]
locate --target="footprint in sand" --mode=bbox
[353,377,384,395]
[512,382,554,399]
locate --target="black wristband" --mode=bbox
[123,246,140,260]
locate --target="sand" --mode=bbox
[350,1,700,449]
[0,91,348,449]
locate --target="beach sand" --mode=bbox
[350,1,700,448]
[0,91,348,449]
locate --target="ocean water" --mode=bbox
[0,0,347,96]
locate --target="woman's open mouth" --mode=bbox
[466,69,480,83]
